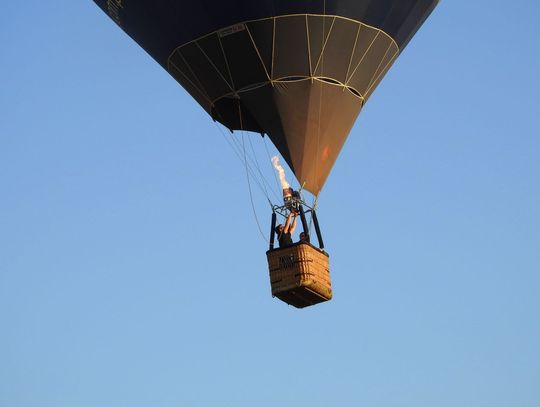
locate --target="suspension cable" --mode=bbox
[308,192,320,233]
[213,121,272,199]
[263,136,282,195]
[229,128,280,201]
[241,131,270,243]
[237,103,271,243]
[247,134,280,202]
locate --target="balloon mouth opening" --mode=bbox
[279,76,308,82]
[278,76,363,99]
[318,78,363,98]
[319,77,341,86]
[347,87,362,98]
[213,76,364,102]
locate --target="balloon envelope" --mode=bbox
[93,0,438,194]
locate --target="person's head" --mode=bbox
[299,232,307,241]
[275,224,284,235]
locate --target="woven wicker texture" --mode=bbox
[267,243,332,308]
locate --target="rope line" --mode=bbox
[212,115,277,199]
[212,122,272,198]
[263,135,282,195]
[307,192,320,235]
[247,134,280,202]
[238,104,270,243]
[242,131,270,243]
[231,130,281,200]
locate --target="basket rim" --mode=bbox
[266,241,329,257]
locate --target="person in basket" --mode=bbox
[275,211,297,248]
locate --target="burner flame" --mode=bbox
[272,156,290,190]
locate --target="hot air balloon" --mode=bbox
[93,0,439,308]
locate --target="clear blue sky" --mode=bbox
[1,1,539,406]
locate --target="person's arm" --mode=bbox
[283,212,293,234]
[289,213,298,235]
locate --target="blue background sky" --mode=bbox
[1,1,539,406]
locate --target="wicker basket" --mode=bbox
[266,242,332,308]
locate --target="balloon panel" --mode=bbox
[93,0,438,193]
